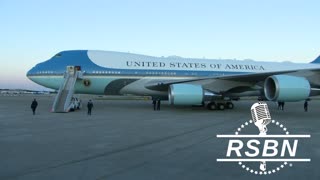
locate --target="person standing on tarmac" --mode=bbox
[31,99,38,115]
[87,100,94,115]
[278,101,285,111]
[157,99,161,110]
[281,102,285,111]
[277,101,281,110]
[152,99,157,111]
[304,100,308,112]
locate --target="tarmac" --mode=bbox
[0,95,319,180]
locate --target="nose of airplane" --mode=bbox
[26,59,50,83]
[26,67,35,78]
[26,60,55,88]
[26,57,53,79]
[26,63,40,78]
[26,65,39,85]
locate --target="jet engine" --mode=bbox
[264,75,310,101]
[168,84,204,105]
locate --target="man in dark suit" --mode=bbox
[31,99,38,115]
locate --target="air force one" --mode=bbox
[26,50,320,112]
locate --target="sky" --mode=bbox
[0,0,319,90]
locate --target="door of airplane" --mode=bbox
[67,66,75,75]
[75,66,81,71]
[67,66,81,75]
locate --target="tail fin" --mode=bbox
[311,55,320,63]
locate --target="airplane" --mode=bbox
[27,50,320,110]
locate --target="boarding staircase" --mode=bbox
[52,66,83,113]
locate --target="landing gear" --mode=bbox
[207,101,234,110]
[226,102,234,109]
[207,102,217,110]
[217,103,225,110]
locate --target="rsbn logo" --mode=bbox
[217,102,311,175]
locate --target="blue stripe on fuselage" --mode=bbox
[27,50,250,77]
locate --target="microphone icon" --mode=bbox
[251,102,271,135]
[250,102,272,171]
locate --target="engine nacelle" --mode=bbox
[169,84,203,105]
[264,75,310,102]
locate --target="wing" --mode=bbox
[145,68,320,95]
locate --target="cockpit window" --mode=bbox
[54,53,62,58]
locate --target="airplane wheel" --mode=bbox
[218,103,225,110]
[207,102,217,110]
[226,102,234,109]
